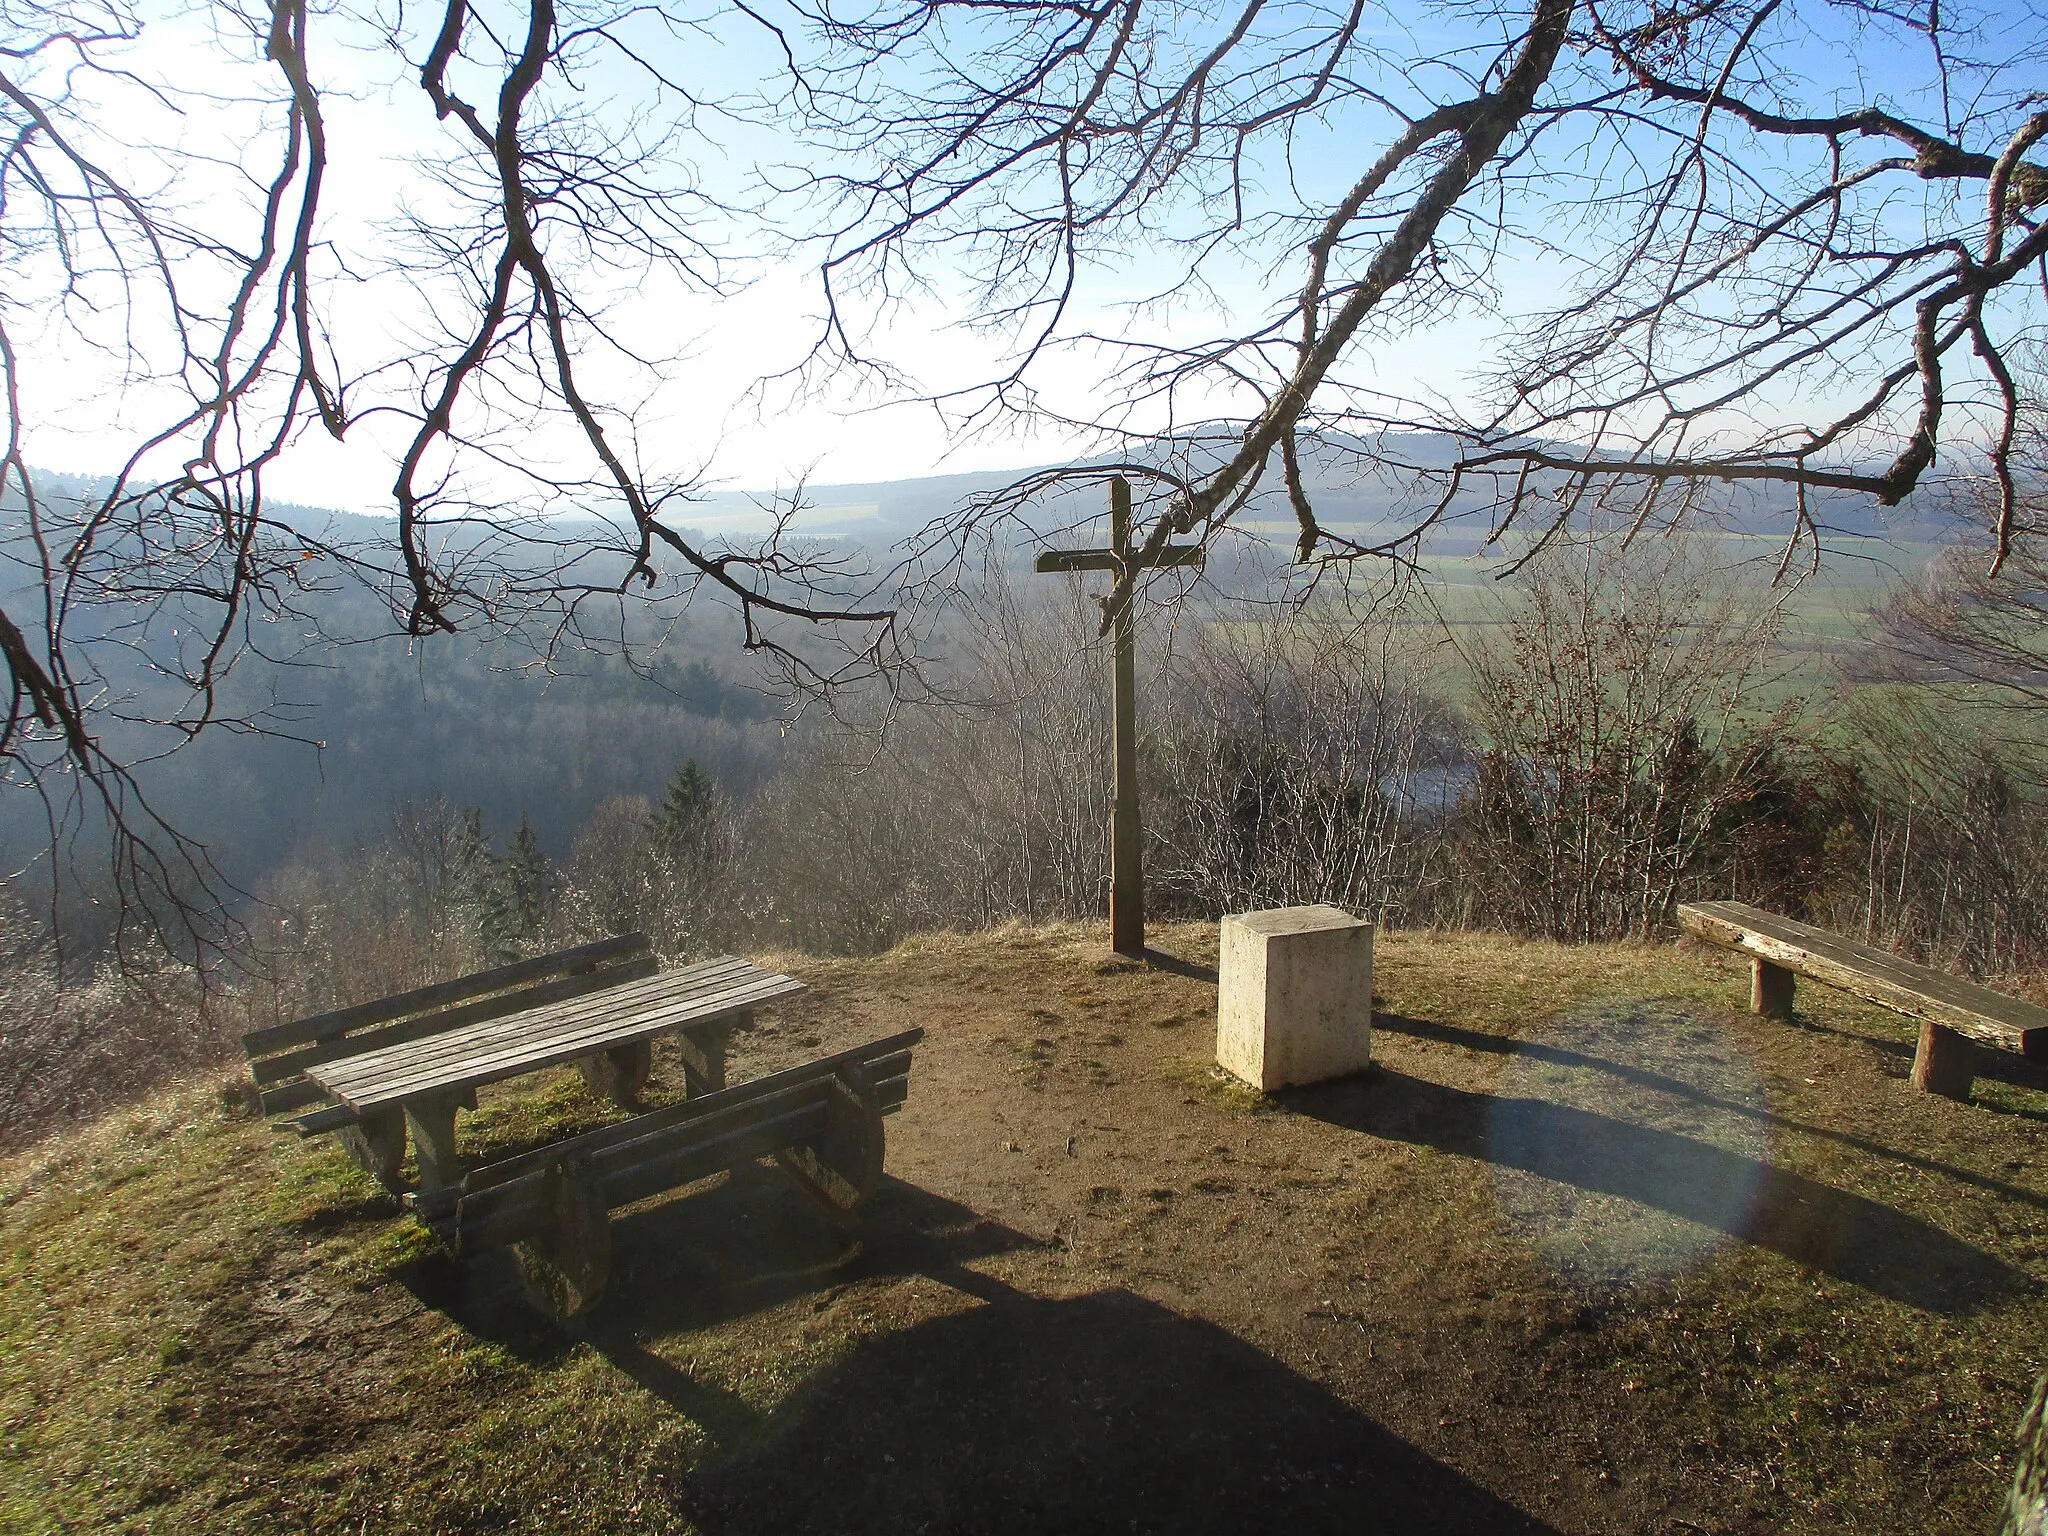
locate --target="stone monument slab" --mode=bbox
[1216,904,1373,1090]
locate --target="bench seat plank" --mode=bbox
[305,963,806,1111]
[251,953,662,1086]
[415,1031,923,1213]
[1678,900,2048,1056]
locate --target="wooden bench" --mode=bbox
[1677,900,2048,1100]
[408,1028,923,1319]
[241,934,803,1189]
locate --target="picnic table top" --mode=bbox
[304,955,805,1114]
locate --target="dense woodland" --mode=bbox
[5,501,2045,1147]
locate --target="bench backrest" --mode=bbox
[241,933,658,1121]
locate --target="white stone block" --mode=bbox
[1216,905,1374,1091]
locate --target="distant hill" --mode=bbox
[0,443,1955,899]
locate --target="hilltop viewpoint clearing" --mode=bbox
[2,925,2044,1534]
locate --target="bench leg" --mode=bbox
[678,1019,732,1098]
[335,1107,407,1192]
[404,1092,465,1192]
[1912,1020,1976,1100]
[511,1157,613,1321]
[578,1040,652,1108]
[1751,957,1796,1019]
[774,1061,884,1233]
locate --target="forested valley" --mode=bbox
[6,466,2043,1149]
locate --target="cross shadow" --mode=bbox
[1373,1010,2048,1211]
[1140,947,1218,984]
[1772,1010,2048,1112]
[674,1268,1563,1536]
[1290,1065,2028,1315]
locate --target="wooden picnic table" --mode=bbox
[289,950,804,1189]
[241,934,926,1321]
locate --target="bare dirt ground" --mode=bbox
[2,923,2044,1534]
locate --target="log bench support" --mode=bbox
[1750,957,1796,1020]
[335,1106,407,1191]
[578,1040,653,1106]
[578,1016,734,1112]
[1912,1021,1978,1100]
[1679,900,2048,1104]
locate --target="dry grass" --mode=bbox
[1,925,2043,1533]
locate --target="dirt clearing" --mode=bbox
[2,924,2043,1533]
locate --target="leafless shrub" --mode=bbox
[1819,690,2048,990]
[232,797,492,1033]
[1147,608,1461,923]
[1456,532,1806,941]
[0,896,220,1149]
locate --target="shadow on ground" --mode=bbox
[675,1269,1561,1536]
[427,1168,1031,1363]
[425,1165,1557,1534]
[1295,1058,2028,1314]
[1372,1008,2048,1212]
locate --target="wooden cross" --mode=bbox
[1034,476,1204,957]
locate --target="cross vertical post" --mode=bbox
[1034,476,1205,959]
[1108,477,1142,956]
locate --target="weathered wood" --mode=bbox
[440,1032,921,1202]
[283,1102,362,1137]
[579,1038,653,1106]
[1036,476,1204,960]
[251,953,661,1085]
[418,1065,913,1234]
[509,1158,613,1321]
[676,1019,731,1097]
[1751,956,1796,1018]
[1108,478,1143,958]
[297,956,758,1093]
[261,1078,340,1118]
[2002,1372,2048,1536]
[423,1034,920,1318]
[441,1079,913,1253]
[604,1101,835,1213]
[304,967,804,1111]
[1678,900,2047,1055]
[404,1091,464,1192]
[335,1106,406,1189]
[240,932,652,1056]
[1912,1019,1977,1100]
[1033,546,1204,573]
[774,1061,885,1231]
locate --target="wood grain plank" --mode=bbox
[318,969,790,1100]
[440,1030,922,1200]
[1678,900,2048,1053]
[312,972,806,1107]
[304,960,764,1094]
[241,932,652,1057]
[251,954,660,1086]
[256,953,727,1115]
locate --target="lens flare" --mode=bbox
[1487,1001,1769,1294]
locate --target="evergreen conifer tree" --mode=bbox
[652,759,715,852]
